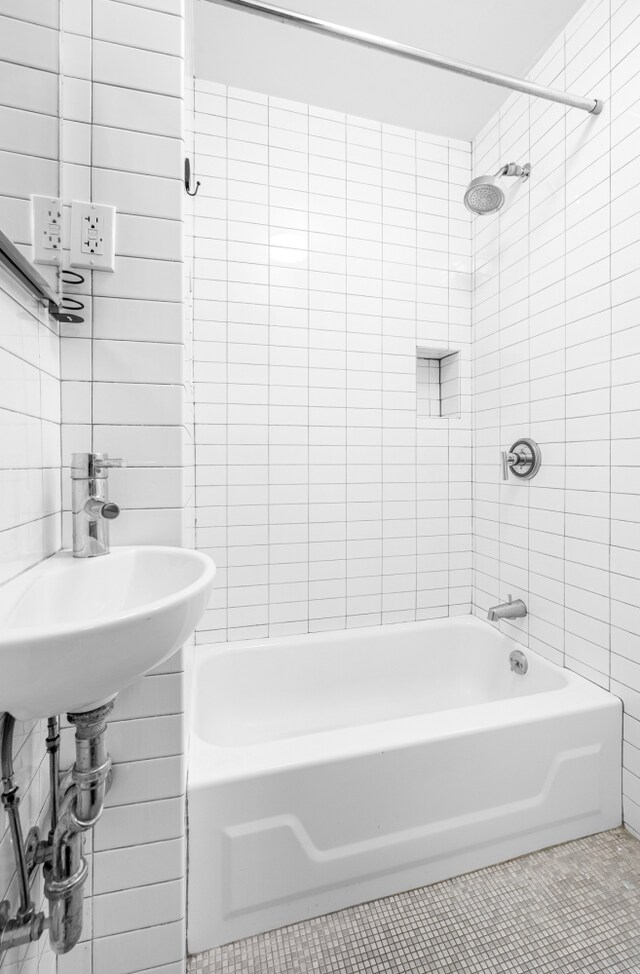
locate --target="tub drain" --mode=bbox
[509,649,528,675]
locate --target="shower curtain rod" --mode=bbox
[205,0,604,116]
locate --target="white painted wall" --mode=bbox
[472,0,640,834]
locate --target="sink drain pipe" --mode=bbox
[45,701,114,953]
[0,702,114,956]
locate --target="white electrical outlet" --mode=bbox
[32,195,63,265]
[70,201,116,272]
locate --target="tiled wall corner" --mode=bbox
[472,0,640,834]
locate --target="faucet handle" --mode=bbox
[71,452,125,479]
[501,451,520,480]
[94,456,125,471]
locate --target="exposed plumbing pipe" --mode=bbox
[45,702,113,954]
[46,717,60,842]
[1,716,30,919]
[0,705,114,958]
[0,715,47,952]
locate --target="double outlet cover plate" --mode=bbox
[32,196,116,272]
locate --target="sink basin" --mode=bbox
[0,546,216,721]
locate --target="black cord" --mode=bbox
[61,269,85,285]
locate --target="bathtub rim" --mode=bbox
[188,616,622,784]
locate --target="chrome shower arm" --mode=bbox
[496,163,530,179]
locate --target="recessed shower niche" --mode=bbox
[416,348,461,420]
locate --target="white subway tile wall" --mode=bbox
[1,1,187,974]
[187,81,473,644]
[472,0,640,834]
[0,275,61,974]
[0,3,61,972]
[58,1,188,972]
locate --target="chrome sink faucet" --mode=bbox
[71,453,125,558]
[487,595,527,622]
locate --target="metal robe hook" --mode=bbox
[185,157,201,197]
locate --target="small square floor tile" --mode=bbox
[188,829,640,974]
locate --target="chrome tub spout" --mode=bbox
[487,596,527,622]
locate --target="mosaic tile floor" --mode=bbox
[188,828,640,974]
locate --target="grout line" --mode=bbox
[608,0,613,692]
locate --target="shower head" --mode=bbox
[464,176,505,215]
[464,162,531,215]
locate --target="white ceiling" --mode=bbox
[194,0,588,140]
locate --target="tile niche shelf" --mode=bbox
[416,347,461,420]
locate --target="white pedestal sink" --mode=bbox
[0,546,216,721]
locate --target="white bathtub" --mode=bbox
[187,616,622,952]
